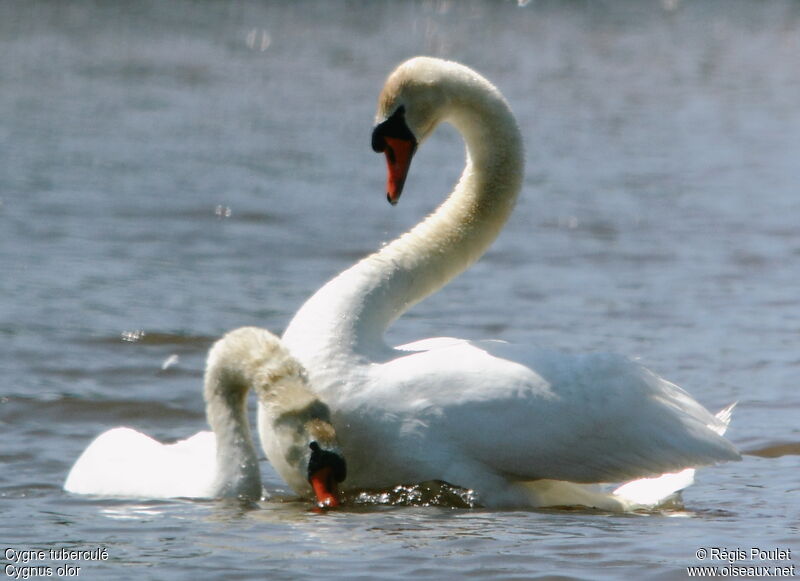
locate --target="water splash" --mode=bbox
[346,481,479,509]
[214,205,232,219]
[121,330,146,343]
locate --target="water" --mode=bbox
[1,1,799,579]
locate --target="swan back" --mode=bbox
[64,427,218,499]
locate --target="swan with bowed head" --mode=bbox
[280,56,739,509]
[65,327,346,507]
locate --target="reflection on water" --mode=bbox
[744,442,800,458]
[101,503,171,521]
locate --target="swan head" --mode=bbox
[372,56,516,205]
[254,357,348,507]
[261,394,347,508]
[286,409,347,508]
[372,57,457,204]
[207,326,347,507]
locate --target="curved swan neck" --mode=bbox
[205,327,343,502]
[379,92,525,298]
[284,63,524,361]
[204,351,263,499]
[203,327,314,499]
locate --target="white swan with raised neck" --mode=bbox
[65,327,345,506]
[281,56,739,510]
[285,57,523,363]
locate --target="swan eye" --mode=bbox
[372,105,416,153]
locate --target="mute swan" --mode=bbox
[281,57,740,509]
[65,327,346,507]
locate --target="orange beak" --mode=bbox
[382,136,416,205]
[309,465,340,508]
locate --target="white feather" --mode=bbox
[282,57,740,509]
[65,328,341,502]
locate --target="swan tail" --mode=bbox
[517,404,738,511]
[710,402,736,436]
[610,404,737,508]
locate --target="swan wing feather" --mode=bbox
[371,340,740,484]
[64,427,217,499]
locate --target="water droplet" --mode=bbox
[161,354,180,370]
[661,0,681,11]
[559,215,579,229]
[246,29,271,52]
[121,329,145,343]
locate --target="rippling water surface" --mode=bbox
[1,1,798,579]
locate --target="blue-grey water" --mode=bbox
[2,1,799,579]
